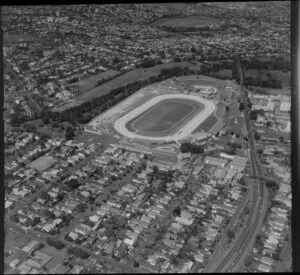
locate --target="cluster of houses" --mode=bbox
[3,2,290,115]
[7,130,253,273]
[250,93,291,133]
[7,239,87,274]
[251,173,291,272]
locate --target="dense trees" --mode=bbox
[65,178,79,191]
[180,142,204,154]
[173,206,181,217]
[250,109,264,121]
[254,132,261,140]
[238,102,245,111]
[46,238,65,250]
[227,230,235,239]
[65,126,75,140]
[67,246,89,259]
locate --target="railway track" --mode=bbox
[211,56,267,272]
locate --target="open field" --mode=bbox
[75,61,197,102]
[260,87,291,96]
[192,113,218,134]
[126,98,204,136]
[66,69,121,94]
[114,94,215,142]
[152,15,220,28]
[4,34,43,44]
[28,155,57,172]
[181,77,223,88]
[4,231,31,252]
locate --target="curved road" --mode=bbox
[113,94,215,142]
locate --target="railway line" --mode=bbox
[210,56,267,272]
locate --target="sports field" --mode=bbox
[126,99,204,136]
[114,94,215,142]
[28,155,57,172]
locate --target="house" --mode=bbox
[194,252,204,263]
[9,259,21,269]
[22,240,42,253]
[257,263,272,272]
[205,156,227,167]
[179,261,194,273]
[17,262,32,274]
[68,232,79,241]
[69,265,84,274]
[260,256,275,267]
[124,238,135,246]
[175,211,194,226]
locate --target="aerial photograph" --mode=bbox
[3,2,292,273]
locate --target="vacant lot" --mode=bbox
[28,155,57,172]
[127,99,203,136]
[74,61,196,102]
[153,15,220,28]
[4,231,31,252]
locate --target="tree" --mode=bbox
[180,142,204,153]
[243,206,250,215]
[238,102,245,111]
[77,203,87,213]
[67,246,89,259]
[265,179,278,188]
[40,191,51,201]
[227,230,235,239]
[226,105,230,112]
[173,206,181,217]
[244,256,253,266]
[257,148,263,154]
[42,209,55,219]
[40,132,51,141]
[65,178,79,191]
[152,165,159,174]
[254,132,261,140]
[46,238,65,250]
[10,213,19,223]
[133,260,140,268]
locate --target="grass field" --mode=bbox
[28,155,57,172]
[66,69,121,94]
[74,61,196,102]
[152,15,220,28]
[4,231,31,252]
[192,113,218,134]
[131,100,194,133]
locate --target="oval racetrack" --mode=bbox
[113,94,216,141]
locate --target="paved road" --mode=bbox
[209,56,268,273]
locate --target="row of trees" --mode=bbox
[180,142,204,153]
[241,56,290,72]
[244,77,282,89]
